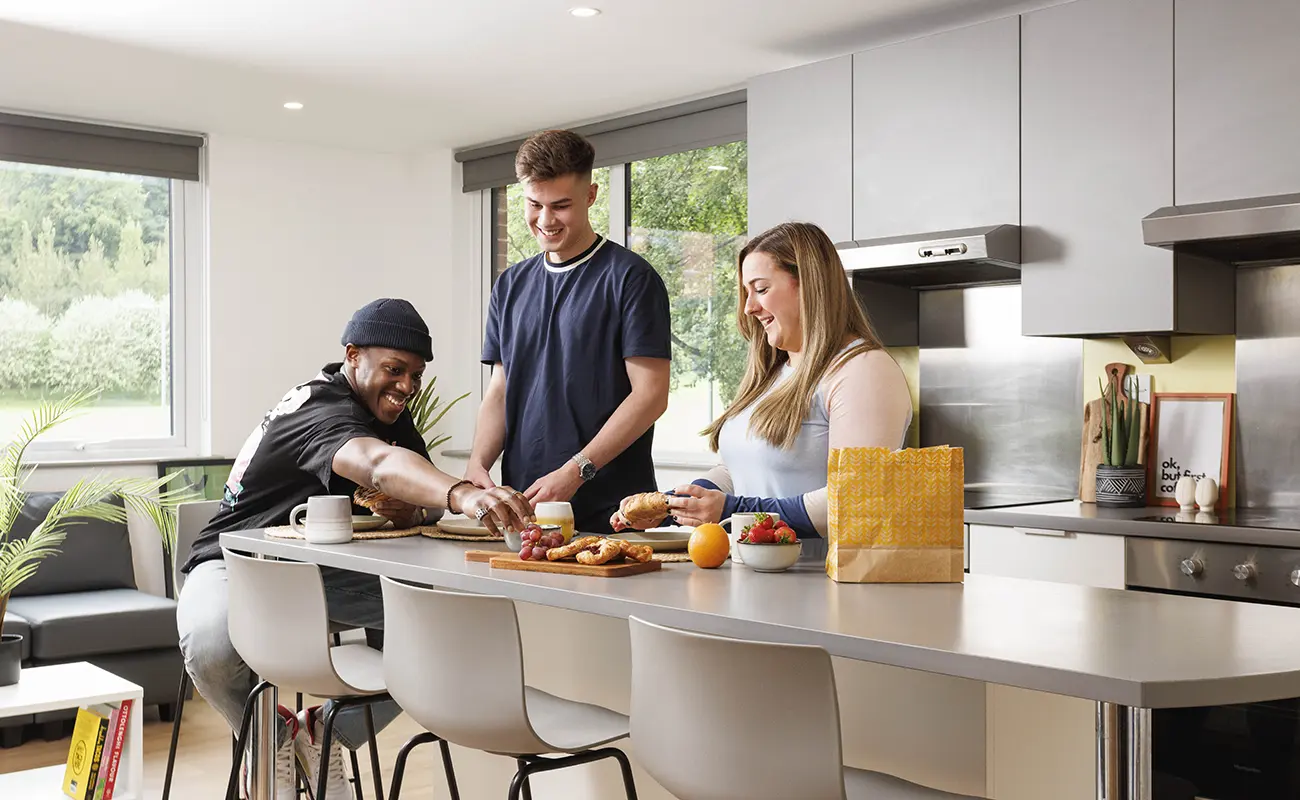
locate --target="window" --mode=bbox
[492,166,611,282]
[483,143,747,462]
[629,142,747,458]
[0,159,202,457]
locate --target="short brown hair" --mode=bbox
[514,129,596,183]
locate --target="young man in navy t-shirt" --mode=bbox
[468,129,672,533]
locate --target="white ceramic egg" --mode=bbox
[1195,477,1219,511]
[1175,476,1197,511]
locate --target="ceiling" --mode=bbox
[0,0,1047,152]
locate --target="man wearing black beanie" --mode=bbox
[177,298,532,799]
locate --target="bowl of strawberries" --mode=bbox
[735,515,802,573]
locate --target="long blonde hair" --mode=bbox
[704,222,885,452]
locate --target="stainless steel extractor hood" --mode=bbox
[835,224,1021,289]
[1143,192,1300,267]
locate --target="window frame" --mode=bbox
[18,173,208,463]
[480,157,740,469]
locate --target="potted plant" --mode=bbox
[0,389,190,686]
[1094,377,1146,507]
[406,376,469,453]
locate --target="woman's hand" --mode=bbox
[453,484,534,536]
[667,484,726,528]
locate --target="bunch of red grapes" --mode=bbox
[518,523,564,561]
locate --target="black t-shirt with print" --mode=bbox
[180,363,429,573]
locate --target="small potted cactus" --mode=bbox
[1095,378,1146,507]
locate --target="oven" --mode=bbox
[1126,534,1300,799]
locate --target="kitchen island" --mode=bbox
[221,529,1300,799]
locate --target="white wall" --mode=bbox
[205,135,479,462]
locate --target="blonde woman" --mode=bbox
[657,221,913,539]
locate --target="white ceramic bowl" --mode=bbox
[505,524,561,552]
[639,525,694,541]
[735,541,802,572]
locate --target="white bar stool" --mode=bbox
[628,616,984,800]
[223,551,456,800]
[379,577,637,800]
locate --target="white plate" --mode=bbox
[436,515,492,536]
[640,525,695,540]
[352,515,390,532]
[609,531,690,552]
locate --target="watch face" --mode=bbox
[581,462,597,480]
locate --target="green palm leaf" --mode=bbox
[407,378,470,453]
[1,392,191,606]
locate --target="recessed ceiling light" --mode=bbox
[283,101,304,110]
[569,7,601,17]
[707,165,729,171]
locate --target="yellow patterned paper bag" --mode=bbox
[826,446,964,583]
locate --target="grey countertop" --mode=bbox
[220,529,1300,709]
[966,501,1300,548]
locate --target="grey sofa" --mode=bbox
[0,491,183,747]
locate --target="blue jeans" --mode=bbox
[177,559,401,750]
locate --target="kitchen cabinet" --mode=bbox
[1175,0,1300,205]
[966,524,1125,589]
[851,16,1019,241]
[746,56,853,242]
[970,521,1120,800]
[1019,0,1233,336]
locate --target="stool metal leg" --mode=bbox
[225,680,274,800]
[363,705,384,800]
[161,669,190,800]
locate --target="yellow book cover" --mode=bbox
[62,705,110,799]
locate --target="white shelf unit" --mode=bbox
[0,662,144,800]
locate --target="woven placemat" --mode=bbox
[652,551,691,563]
[265,525,423,541]
[419,527,504,543]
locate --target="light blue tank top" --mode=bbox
[718,364,831,499]
[717,344,909,499]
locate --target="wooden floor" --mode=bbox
[0,695,460,799]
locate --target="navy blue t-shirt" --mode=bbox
[482,236,671,531]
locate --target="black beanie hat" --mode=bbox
[341,298,434,362]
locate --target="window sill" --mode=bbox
[24,449,207,468]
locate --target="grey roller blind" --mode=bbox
[0,112,204,181]
[458,90,746,192]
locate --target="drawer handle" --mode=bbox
[1015,527,1068,537]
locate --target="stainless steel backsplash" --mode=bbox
[1236,264,1300,508]
[918,285,1083,495]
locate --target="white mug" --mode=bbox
[719,512,780,564]
[289,495,354,545]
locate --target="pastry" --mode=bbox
[353,486,390,512]
[576,538,623,566]
[547,535,602,561]
[614,539,654,563]
[618,492,670,530]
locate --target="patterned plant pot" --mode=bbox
[1095,465,1146,508]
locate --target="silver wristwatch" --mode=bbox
[571,452,597,481]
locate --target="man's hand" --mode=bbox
[524,460,584,504]
[370,497,424,528]
[453,484,534,536]
[464,462,496,490]
[667,484,726,528]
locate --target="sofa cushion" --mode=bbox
[1,611,31,661]
[9,491,136,596]
[7,589,178,660]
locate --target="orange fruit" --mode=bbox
[688,523,730,568]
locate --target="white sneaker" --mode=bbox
[240,705,299,800]
[295,705,351,799]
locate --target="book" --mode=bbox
[62,704,111,800]
[94,698,133,800]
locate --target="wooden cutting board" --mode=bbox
[468,550,662,577]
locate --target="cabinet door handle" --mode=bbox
[1015,527,1068,537]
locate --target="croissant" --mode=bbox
[353,486,390,511]
[618,492,670,530]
